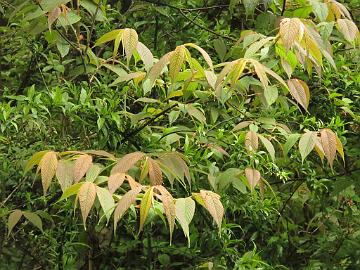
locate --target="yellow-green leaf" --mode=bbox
[169,45,186,81]
[23,212,43,232]
[24,150,49,174]
[139,186,154,232]
[175,197,195,247]
[7,210,22,236]
[299,131,317,162]
[96,186,115,222]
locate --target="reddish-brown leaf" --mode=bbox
[320,128,337,168]
[155,186,175,242]
[148,158,163,186]
[245,131,259,151]
[108,173,126,194]
[199,190,224,229]
[245,168,261,191]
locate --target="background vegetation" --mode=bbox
[0,0,360,269]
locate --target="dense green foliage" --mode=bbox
[1,0,360,269]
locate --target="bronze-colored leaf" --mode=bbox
[245,168,261,191]
[74,154,93,183]
[113,186,143,231]
[108,173,126,194]
[287,79,310,110]
[78,182,97,227]
[111,152,145,175]
[148,158,163,186]
[245,130,259,151]
[320,128,337,168]
[39,151,58,194]
[155,186,176,243]
[199,190,224,229]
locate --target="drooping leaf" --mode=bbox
[136,42,154,70]
[23,212,43,232]
[155,186,176,243]
[245,130,259,151]
[283,133,301,156]
[299,131,317,162]
[335,135,345,162]
[108,173,126,194]
[78,182,97,227]
[148,158,163,186]
[111,152,145,175]
[175,197,195,247]
[245,168,261,191]
[94,29,122,47]
[74,154,93,183]
[184,43,213,70]
[233,121,253,131]
[199,190,224,229]
[185,104,206,124]
[7,210,22,236]
[279,18,303,50]
[169,45,186,81]
[320,128,337,168]
[113,186,143,231]
[287,79,310,111]
[336,19,359,43]
[56,160,74,191]
[47,7,61,30]
[39,151,58,194]
[139,186,154,232]
[96,186,115,222]
[258,134,275,161]
[24,150,49,173]
[122,28,138,64]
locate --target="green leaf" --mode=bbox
[86,164,102,182]
[96,186,115,223]
[283,134,301,156]
[258,134,275,161]
[175,197,195,247]
[7,210,22,236]
[23,212,43,232]
[139,187,154,232]
[94,29,122,47]
[24,150,49,174]
[59,182,84,201]
[299,131,317,162]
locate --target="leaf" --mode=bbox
[157,152,190,186]
[283,134,301,156]
[233,121,253,131]
[299,131,317,162]
[215,60,237,91]
[287,79,310,111]
[309,0,328,22]
[279,18,303,50]
[7,210,22,236]
[56,160,74,191]
[199,190,223,229]
[86,164,102,182]
[113,186,143,231]
[39,151,58,194]
[320,128,337,168]
[94,29,122,47]
[155,186,175,243]
[175,197,195,247]
[23,212,43,232]
[245,168,261,191]
[59,182,84,201]
[122,28,138,64]
[96,186,115,222]
[78,182,97,227]
[25,150,49,173]
[184,43,213,70]
[108,173,125,194]
[136,42,154,70]
[169,45,186,81]
[185,104,206,124]
[143,51,173,93]
[258,134,275,161]
[337,19,359,43]
[85,150,116,160]
[111,152,145,175]
[243,0,259,16]
[74,154,93,183]
[245,130,259,151]
[148,158,163,186]
[47,7,61,30]
[139,186,154,232]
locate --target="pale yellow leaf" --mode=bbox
[169,45,186,81]
[122,28,138,64]
[337,19,359,43]
[279,18,303,50]
[56,160,74,191]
